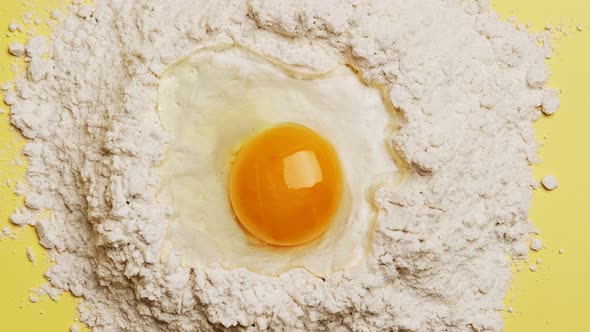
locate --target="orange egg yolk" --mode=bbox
[229,123,344,247]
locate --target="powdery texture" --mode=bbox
[541,175,559,190]
[8,0,554,331]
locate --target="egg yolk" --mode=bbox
[229,123,344,247]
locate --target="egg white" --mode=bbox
[157,45,401,276]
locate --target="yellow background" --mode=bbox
[0,0,588,331]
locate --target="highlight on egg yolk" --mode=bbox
[229,123,344,247]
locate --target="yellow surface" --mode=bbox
[494,1,590,331]
[0,1,82,331]
[494,0,590,332]
[0,0,588,331]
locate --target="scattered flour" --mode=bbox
[542,90,560,115]
[50,10,63,20]
[22,13,33,24]
[530,238,543,251]
[14,181,27,196]
[26,246,36,263]
[8,43,25,57]
[9,22,19,32]
[7,0,556,331]
[541,174,559,190]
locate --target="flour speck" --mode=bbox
[8,43,25,57]
[531,238,543,251]
[542,175,559,190]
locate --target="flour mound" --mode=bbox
[9,0,553,331]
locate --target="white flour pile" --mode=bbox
[5,0,558,331]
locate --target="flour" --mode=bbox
[8,43,25,57]
[50,10,63,20]
[8,22,19,32]
[26,246,36,263]
[541,175,559,190]
[530,239,543,251]
[6,0,556,331]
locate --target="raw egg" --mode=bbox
[157,45,401,276]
